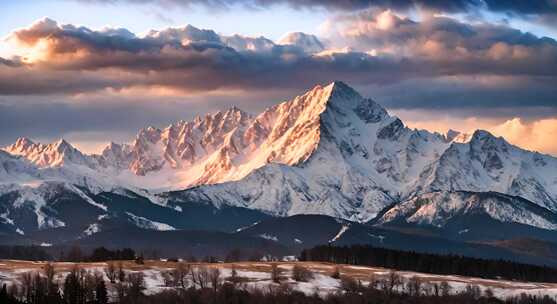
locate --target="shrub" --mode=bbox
[292,264,314,282]
[340,276,360,293]
[331,266,341,279]
[271,264,282,283]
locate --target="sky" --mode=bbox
[0,0,556,155]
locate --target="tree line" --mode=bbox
[2,261,556,304]
[300,245,557,283]
[0,246,51,261]
[0,245,137,262]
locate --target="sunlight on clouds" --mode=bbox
[489,118,557,156]
[69,85,255,101]
[401,113,557,156]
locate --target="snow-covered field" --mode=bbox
[1,260,557,300]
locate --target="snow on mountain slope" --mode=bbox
[167,82,452,221]
[1,81,557,230]
[375,191,557,231]
[5,138,95,168]
[417,130,557,211]
[159,82,557,223]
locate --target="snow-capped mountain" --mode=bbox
[5,138,94,168]
[375,191,557,231]
[1,81,557,238]
[415,130,557,211]
[168,82,454,221]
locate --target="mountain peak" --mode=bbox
[54,138,70,146]
[7,137,36,153]
[445,129,461,142]
[469,130,511,157]
[329,81,355,92]
[47,139,82,156]
[222,106,251,120]
[470,129,508,145]
[471,129,494,139]
[15,137,35,147]
[320,81,388,124]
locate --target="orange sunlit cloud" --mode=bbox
[401,113,557,156]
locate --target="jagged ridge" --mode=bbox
[1,81,557,233]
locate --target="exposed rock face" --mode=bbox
[1,81,557,229]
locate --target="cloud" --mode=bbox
[278,32,325,53]
[1,15,555,112]
[76,0,557,15]
[364,75,557,112]
[399,111,557,156]
[76,0,557,28]
[328,9,557,70]
[4,16,557,81]
[489,117,557,156]
[1,15,556,156]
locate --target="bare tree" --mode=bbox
[340,276,360,293]
[63,265,85,304]
[105,261,117,283]
[484,287,494,298]
[368,273,380,290]
[20,272,33,303]
[161,271,174,287]
[117,261,126,283]
[421,283,433,296]
[8,284,20,300]
[43,263,55,288]
[191,266,210,289]
[440,281,452,297]
[292,264,313,282]
[115,282,127,303]
[331,266,341,279]
[270,264,282,283]
[83,270,97,303]
[127,272,145,301]
[228,265,248,287]
[95,272,108,304]
[432,282,441,297]
[462,284,481,299]
[406,276,422,296]
[171,262,191,289]
[230,265,239,284]
[384,271,402,295]
[209,268,222,292]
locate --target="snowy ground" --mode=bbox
[1,260,557,300]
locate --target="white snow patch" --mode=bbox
[258,233,278,242]
[368,233,386,243]
[329,225,349,243]
[69,185,108,211]
[235,221,260,233]
[83,223,101,236]
[125,212,176,231]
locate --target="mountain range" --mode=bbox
[2,82,557,264]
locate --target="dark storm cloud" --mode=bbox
[0,89,290,147]
[365,76,557,113]
[483,0,557,15]
[81,0,557,19]
[80,0,555,13]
